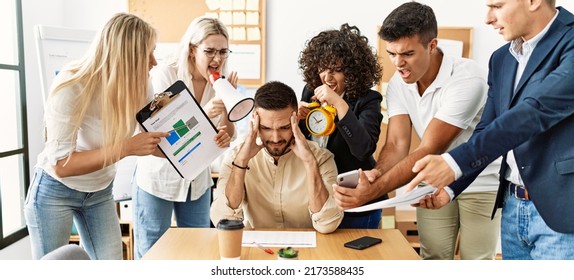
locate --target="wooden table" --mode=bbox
[142,228,420,260]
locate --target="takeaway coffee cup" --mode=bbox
[217,219,244,260]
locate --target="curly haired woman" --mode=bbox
[297,23,384,228]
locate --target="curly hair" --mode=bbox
[298,23,382,99]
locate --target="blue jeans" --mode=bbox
[501,188,574,259]
[338,210,382,229]
[24,168,122,260]
[133,185,212,259]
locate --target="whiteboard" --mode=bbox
[33,25,96,105]
[34,24,135,203]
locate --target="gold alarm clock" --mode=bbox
[305,101,337,136]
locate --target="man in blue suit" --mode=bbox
[407,0,574,259]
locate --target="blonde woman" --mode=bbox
[24,13,167,260]
[133,16,234,259]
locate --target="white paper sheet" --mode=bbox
[232,27,246,40]
[242,231,317,248]
[246,12,259,25]
[233,12,246,25]
[228,44,261,79]
[233,0,246,10]
[245,0,259,10]
[345,186,437,212]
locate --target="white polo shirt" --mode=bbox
[386,55,500,192]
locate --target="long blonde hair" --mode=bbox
[52,13,157,165]
[167,16,230,85]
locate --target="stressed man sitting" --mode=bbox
[210,81,343,233]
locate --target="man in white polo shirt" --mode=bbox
[332,2,501,260]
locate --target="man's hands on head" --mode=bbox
[235,111,263,165]
[289,112,329,213]
[225,111,261,209]
[289,112,315,163]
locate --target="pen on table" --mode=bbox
[253,242,274,255]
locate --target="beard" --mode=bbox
[264,136,294,157]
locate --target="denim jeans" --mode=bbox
[501,188,574,259]
[338,209,382,229]
[133,184,212,259]
[24,168,122,260]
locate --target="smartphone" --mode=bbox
[344,236,383,250]
[337,170,359,188]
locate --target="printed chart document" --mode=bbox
[242,231,317,248]
[345,185,437,213]
[136,80,226,180]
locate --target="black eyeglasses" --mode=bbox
[197,47,232,58]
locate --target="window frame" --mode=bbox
[0,0,30,250]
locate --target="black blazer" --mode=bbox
[298,87,383,173]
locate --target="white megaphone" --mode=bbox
[209,71,254,122]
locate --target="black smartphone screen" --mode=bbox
[344,236,383,250]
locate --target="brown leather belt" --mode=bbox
[509,183,530,200]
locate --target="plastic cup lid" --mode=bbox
[217,219,244,230]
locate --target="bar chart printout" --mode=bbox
[137,80,227,180]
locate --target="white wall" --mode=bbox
[4,0,574,259]
[266,0,501,93]
[267,0,574,92]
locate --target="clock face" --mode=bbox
[307,109,329,135]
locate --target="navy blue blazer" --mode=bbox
[448,7,574,233]
[298,87,383,173]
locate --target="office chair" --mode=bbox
[41,244,91,260]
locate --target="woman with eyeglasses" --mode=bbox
[297,23,384,229]
[133,16,235,259]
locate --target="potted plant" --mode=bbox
[277,247,299,260]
